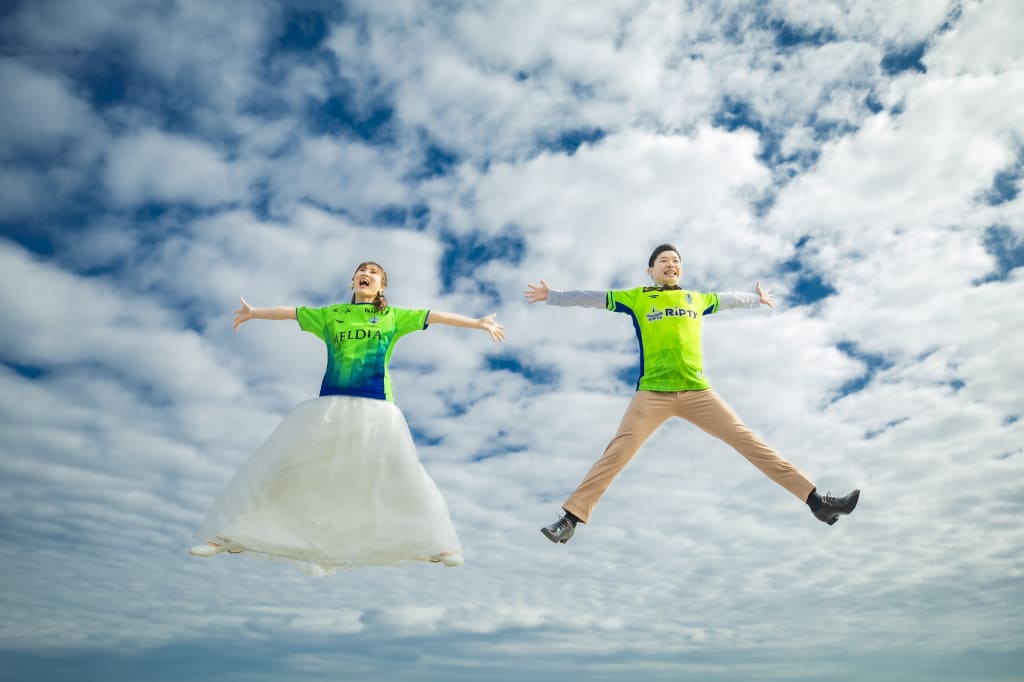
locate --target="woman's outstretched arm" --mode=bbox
[233,297,297,331]
[426,311,505,342]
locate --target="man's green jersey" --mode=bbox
[296,303,428,402]
[607,286,721,391]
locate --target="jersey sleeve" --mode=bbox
[607,288,639,313]
[390,307,430,338]
[296,305,329,340]
[700,292,721,316]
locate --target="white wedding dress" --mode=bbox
[194,396,461,573]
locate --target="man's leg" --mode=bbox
[676,389,816,502]
[562,391,673,523]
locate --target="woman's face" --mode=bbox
[647,250,682,286]
[352,262,386,301]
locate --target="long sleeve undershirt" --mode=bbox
[546,289,762,310]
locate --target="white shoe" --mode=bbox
[431,552,464,567]
[189,538,243,557]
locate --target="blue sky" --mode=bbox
[1,1,1022,681]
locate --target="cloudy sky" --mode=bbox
[1,0,1022,680]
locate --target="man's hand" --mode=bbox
[524,280,550,303]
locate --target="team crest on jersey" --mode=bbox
[369,316,379,325]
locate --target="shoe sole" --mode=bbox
[189,544,244,557]
[190,547,223,557]
[427,554,464,567]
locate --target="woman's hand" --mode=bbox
[755,281,774,308]
[524,280,550,303]
[233,297,255,331]
[478,313,505,342]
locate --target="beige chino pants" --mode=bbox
[562,389,816,523]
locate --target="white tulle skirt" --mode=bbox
[194,396,461,573]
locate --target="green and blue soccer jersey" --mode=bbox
[296,303,429,402]
[608,287,720,391]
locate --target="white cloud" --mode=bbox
[458,126,771,290]
[272,136,415,212]
[768,70,1024,240]
[0,60,96,153]
[104,129,242,207]
[769,0,955,45]
[932,0,1024,75]
[0,240,245,404]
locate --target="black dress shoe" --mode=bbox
[813,489,860,525]
[541,515,576,544]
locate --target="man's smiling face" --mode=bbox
[648,250,682,286]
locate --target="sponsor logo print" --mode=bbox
[646,306,699,321]
[333,329,383,343]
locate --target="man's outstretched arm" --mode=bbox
[718,281,774,310]
[525,279,606,308]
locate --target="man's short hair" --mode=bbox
[648,243,680,267]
